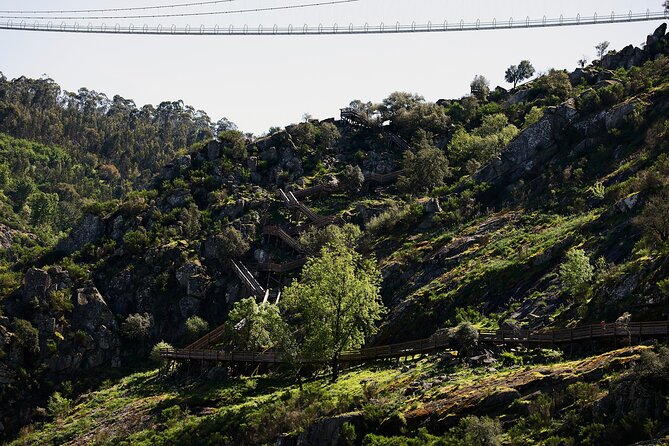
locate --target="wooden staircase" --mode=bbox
[263,225,308,254]
[184,323,227,350]
[340,107,372,128]
[279,189,338,227]
[230,259,266,300]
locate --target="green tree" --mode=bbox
[449,113,519,165]
[26,191,59,226]
[121,313,151,339]
[185,316,209,341]
[458,415,503,446]
[150,340,174,365]
[470,75,491,101]
[505,60,535,89]
[339,165,365,193]
[559,248,594,298]
[13,318,40,353]
[400,143,449,193]
[225,298,291,351]
[636,189,669,248]
[283,242,384,382]
[523,106,544,129]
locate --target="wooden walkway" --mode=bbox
[161,320,669,366]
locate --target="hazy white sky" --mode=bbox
[0,0,665,134]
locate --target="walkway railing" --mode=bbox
[161,320,669,365]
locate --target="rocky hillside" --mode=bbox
[1,23,669,444]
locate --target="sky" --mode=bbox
[0,0,666,134]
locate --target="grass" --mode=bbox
[10,345,649,446]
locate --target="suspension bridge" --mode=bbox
[0,7,666,36]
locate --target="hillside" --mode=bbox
[1,23,669,445]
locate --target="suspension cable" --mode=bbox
[0,0,361,21]
[0,0,240,14]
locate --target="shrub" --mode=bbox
[123,228,150,253]
[46,391,71,418]
[121,313,151,339]
[528,393,553,427]
[150,340,174,365]
[451,321,479,356]
[298,223,361,253]
[399,145,450,193]
[185,316,209,341]
[367,203,424,236]
[340,422,357,446]
[216,226,250,259]
[449,114,519,165]
[339,165,365,193]
[635,188,669,249]
[559,248,594,298]
[13,318,39,353]
[567,382,601,406]
[523,106,544,129]
[458,415,503,446]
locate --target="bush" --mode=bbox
[217,226,250,259]
[150,340,174,365]
[185,316,209,341]
[559,248,594,298]
[399,144,450,193]
[449,114,519,165]
[567,382,601,406]
[340,422,357,446]
[121,313,151,339]
[458,415,503,446]
[635,189,669,249]
[13,318,39,353]
[339,165,365,193]
[298,223,361,253]
[123,228,150,253]
[451,322,479,356]
[46,391,71,418]
[367,203,424,236]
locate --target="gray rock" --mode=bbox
[254,249,270,264]
[57,214,105,255]
[615,193,640,213]
[247,156,258,172]
[206,141,221,161]
[474,99,579,186]
[22,268,51,303]
[179,295,201,318]
[424,198,442,214]
[176,262,209,298]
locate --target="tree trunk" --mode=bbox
[331,354,340,383]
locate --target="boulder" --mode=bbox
[474,99,579,185]
[175,262,209,298]
[22,268,51,303]
[206,141,221,161]
[57,214,105,255]
[254,249,270,264]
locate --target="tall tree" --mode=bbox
[504,60,535,89]
[470,75,491,101]
[595,41,610,60]
[282,241,384,382]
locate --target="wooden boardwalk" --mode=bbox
[161,320,669,366]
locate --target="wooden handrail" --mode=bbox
[164,320,669,366]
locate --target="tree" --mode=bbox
[458,415,503,446]
[400,143,450,193]
[578,56,589,68]
[559,248,594,298]
[13,318,39,353]
[338,164,364,193]
[450,321,479,357]
[121,313,151,339]
[225,298,291,351]
[185,316,209,341]
[636,188,669,248]
[595,41,610,60]
[283,241,384,382]
[504,60,535,89]
[470,75,491,101]
[26,191,59,226]
[150,340,173,365]
[449,113,519,165]
[380,91,424,118]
